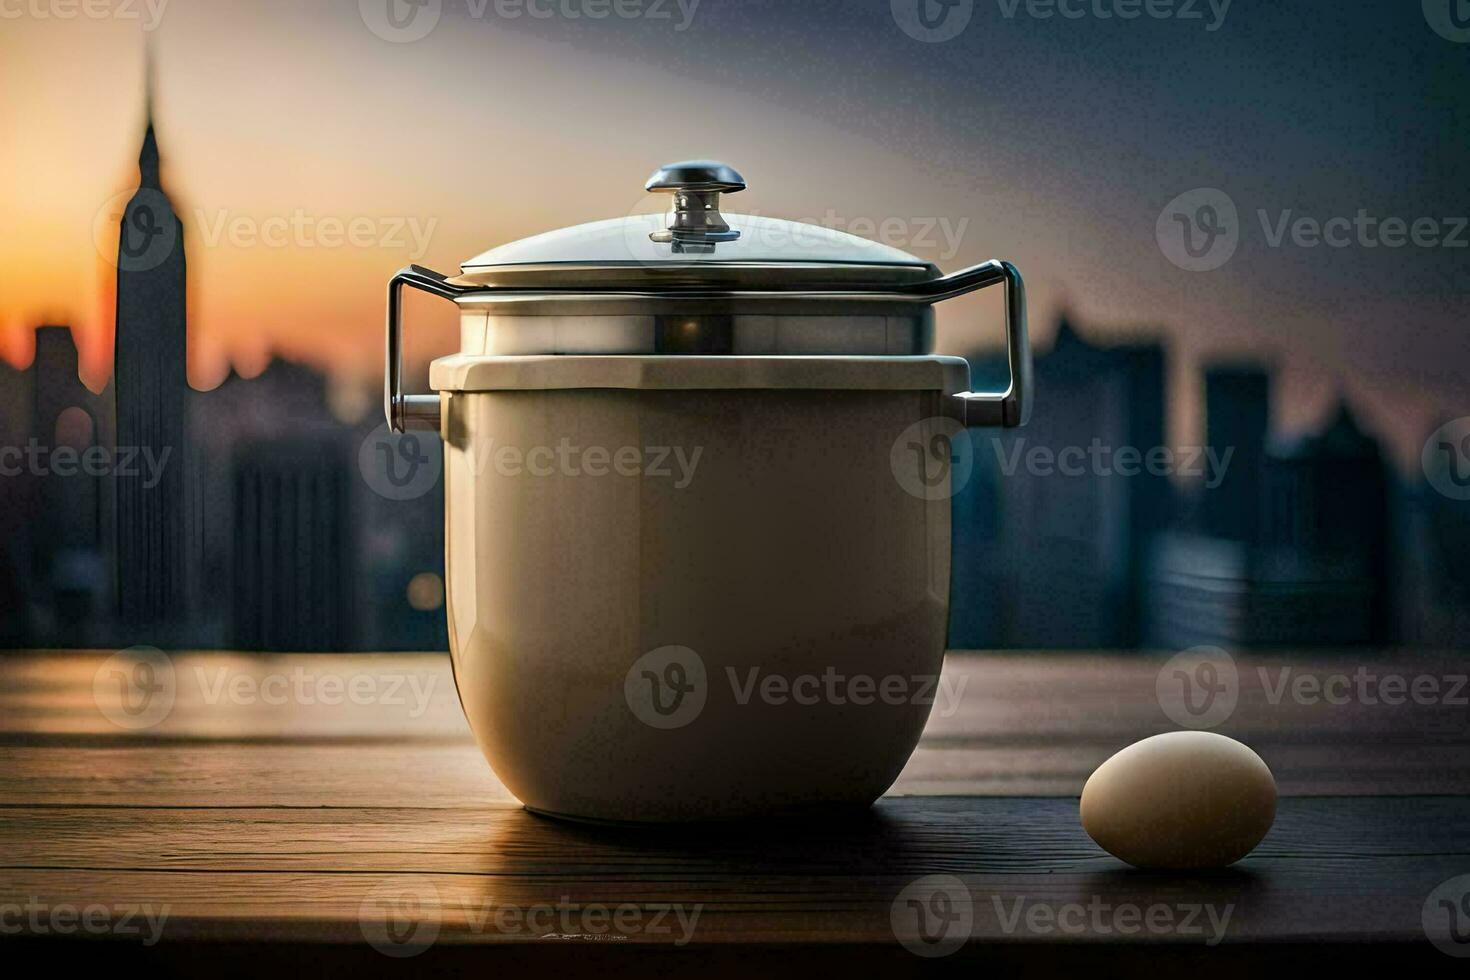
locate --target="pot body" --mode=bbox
[440,358,961,821]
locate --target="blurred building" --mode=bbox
[1146,396,1393,648]
[230,436,356,651]
[1398,420,1470,648]
[0,326,115,647]
[113,111,190,638]
[1200,365,1270,544]
[0,93,447,652]
[0,94,1456,653]
[188,358,348,643]
[355,444,448,651]
[33,327,115,643]
[951,317,1169,648]
[188,360,447,651]
[951,329,1415,651]
[0,359,30,643]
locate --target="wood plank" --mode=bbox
[0,797,1464,946]
[3,651,1469,962]
[0,652,469,741]
[0,744,514,808]
[2,736,1466,809]
[7,650,1469,744]
[2,938,1447,979]
[3,796,1465,875]
[3,650,1469,797]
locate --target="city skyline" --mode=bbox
[2,3,1467,473]
[5,93,1463,653]
[0,92,448,652]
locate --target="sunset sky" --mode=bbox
[2,0,1466,467]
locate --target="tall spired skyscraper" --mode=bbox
[113,66,189,632]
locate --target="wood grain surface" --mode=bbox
[2,649,1467,972]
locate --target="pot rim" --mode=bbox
[428,354,972,394]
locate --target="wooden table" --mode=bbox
[3,650,1468,975]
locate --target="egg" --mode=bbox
[1080,731,1277,870]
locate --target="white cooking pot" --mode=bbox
[385,161,1031,822]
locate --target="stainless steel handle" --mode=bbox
[926,259,1031,428]
[385,264,468,433]
[383,257,1029,430]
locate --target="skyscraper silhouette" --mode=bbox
[34,327,110,638]
[1146,389,1393,648]
[1201,365,1270,543]
[230,435,356,651]
[951,316,1169,648]
[113,70,189,632]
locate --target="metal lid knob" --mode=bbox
[645,160,745,253]
[645,160,747,194]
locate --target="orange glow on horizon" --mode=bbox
[0,2,1456,475]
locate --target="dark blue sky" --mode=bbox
[455,0,1468,460]
[4,1,1463,464]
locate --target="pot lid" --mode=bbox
[452,160,941,292]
